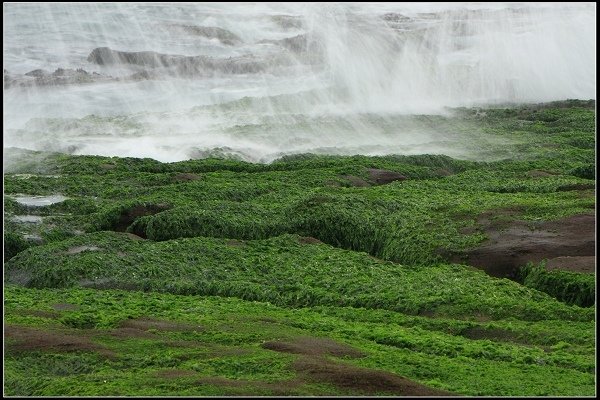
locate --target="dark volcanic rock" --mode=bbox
[87,47,170,67]
[87,47,266,76]
[271,15,304,30]
[259,34,316,54]
[128,70,152,81]
[367,169,408,185]
[4,67,135,88]
[4,72,18,87]
[276,34,310,53]
[24,69,49,77]
[341,175,371,187]
[172,25,242,45]
[187,146,249,161]
[381,13,412,23]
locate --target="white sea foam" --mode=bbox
[3,2,596,163]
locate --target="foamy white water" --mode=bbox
[3,2,596,163]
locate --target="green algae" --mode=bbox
[4,285,596,396]
[3,101,596,396]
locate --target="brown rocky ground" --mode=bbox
[5,322,455,396]
[261,336,455,396]
[4,324,116,359]
[446,210,595,278]
[545,256,596,274]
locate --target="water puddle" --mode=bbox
[23,234,43,243]
[11,174,61,179]
[12,194,68,207]
[12,215,43,223]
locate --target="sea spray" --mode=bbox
[3,2,595,163]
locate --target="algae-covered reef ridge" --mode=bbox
[3,101,596,396]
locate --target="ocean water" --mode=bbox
[3,2,596,163]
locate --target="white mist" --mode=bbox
[3,2,596,163]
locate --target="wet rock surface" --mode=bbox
[6,68,111,88]
[259,34,311,53]
[5,67,151,88]
[87,47,267,76]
